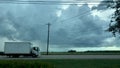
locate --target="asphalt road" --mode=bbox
[0,55,120,60]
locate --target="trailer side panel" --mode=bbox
[4,42,32,54]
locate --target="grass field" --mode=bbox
[0,60,54,68]
[41,59,120,68]
[0,59,120,68]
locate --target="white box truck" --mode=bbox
[4,42,40,58]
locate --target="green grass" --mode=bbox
[0,59,120,68]
[0,60,54,68]
[40,59,120,68]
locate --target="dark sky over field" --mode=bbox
[0,0,119,51]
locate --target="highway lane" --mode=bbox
[0,55,120,60]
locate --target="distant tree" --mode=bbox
[107,0,120,36]
[68,50,76,53]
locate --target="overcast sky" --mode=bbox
[0,0,119,52]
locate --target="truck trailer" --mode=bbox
[3,42,40,58]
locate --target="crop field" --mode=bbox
[0,59,120,68]
[0,60,54,68]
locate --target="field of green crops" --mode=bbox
[0,59,120,68]
[0,60,54,68]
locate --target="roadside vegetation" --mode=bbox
[0,59,120,68]
[41,51,120,55]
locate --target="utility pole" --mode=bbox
[46,23,51,55]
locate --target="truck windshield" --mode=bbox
[33,47,40,51]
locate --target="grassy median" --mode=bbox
[0,59,120,68]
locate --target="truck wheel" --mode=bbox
[7,55,12,58]
[12,55,19,58]
[32,55,37,58]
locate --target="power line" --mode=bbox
[0,1,116,2]
[60,10,90,23]
[0,1,115,5]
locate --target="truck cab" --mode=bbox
[32,47,40,57]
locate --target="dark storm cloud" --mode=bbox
[0,3,59,41]
[92,0,114,10]
[11,5,59,42]
[0,1,113,48]
[0,11,17,40]
[50,4,110,47]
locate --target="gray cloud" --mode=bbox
[92,0,114,10]
[0,1,115,49]
[0,0,17,1]
[0,3,59,41]
[50,4,111,47]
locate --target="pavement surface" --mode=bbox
[0,55,120,60]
